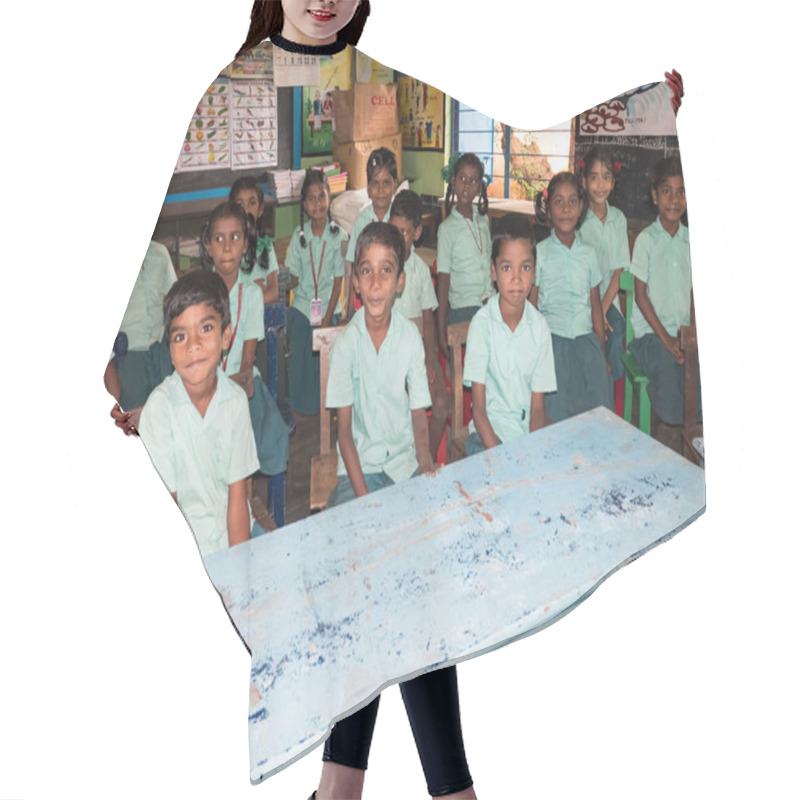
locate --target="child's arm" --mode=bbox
[337,405,369,497]
[322,276,343,328]
[436,273,451,358]
[241,338,257,374]
[602,269,623,321]
[529,392,546,433]
[471,382,502,450]
[411,407,438,476]
[257,272,279,305]
[529,285,539,308]
[590,286,606,347]
[690,289,696,326]
[227,478,251,548]
[421,308,439,383]
[634,277,684,364]
[287,274,299,292]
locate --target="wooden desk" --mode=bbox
[205,407,705,784]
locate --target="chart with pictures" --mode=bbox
[177,80,230,171]
[231,80,278,170]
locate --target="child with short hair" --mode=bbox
[285,168,347,414]
[464,214,556,453]
[229,176,280,305]
[436,153,493,357]
[532,171,613,422]
[388,189,448,461]
[320,222,474,800]
[630,155,698,426]
[138,269,260,559]
[344,147,399,316]
[578,145,629,381]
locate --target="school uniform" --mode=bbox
[114,240,177,409]
[325,307,431,501]
[393,245,438,323]
[536,229,613,422]
[138,368,259,559]
[579,203,630,381]
[463,294,556,452]
[223,273,289,476]
[239,238,279,292]
[436,206,493,322]
[285,221,347,414]
[345,201,391,263]
[629,218,698,425]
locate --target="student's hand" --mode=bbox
[425,356,440,386]
[604,312,614,333]
[438,341,451,364]
[111,403,139,436]
[666,69,684,115]
[230,368,255,398]
[606,359,612,375]
[337,314,349,327]
[418,454,441,478]
[663,333,685,365]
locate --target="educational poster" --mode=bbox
[579,82,678,137]
[355,51,394,84]
[398,75,445,151]
[176,79,230,171]
[301,49,351,156]
[230,43,273,79]
[274,49,320,87]
[231,80,278,170]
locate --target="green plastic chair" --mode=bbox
[620,270,651,434]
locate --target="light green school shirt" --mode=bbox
[463,294,557,444]
[630,219,692,339]
[345,202,392,263]
[326,308,431,483]
[240,240,278,291]
[579,203,630,313]
[119,241,177,350]
[138,368,259,558]
[436,207,493,309]
[222,274,265,375]
[285,220,347,320]
[535,229,603,339]
[393,245,438,322]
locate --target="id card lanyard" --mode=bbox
[309,238,326,326]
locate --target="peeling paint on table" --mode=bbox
[204,407,705,784]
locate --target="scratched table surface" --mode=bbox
[204,407,705,784]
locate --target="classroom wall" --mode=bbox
[402,150,446,197]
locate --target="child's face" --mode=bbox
[303,181,330,224]
[281,0,360,43]
[208,216,246,283]
[367,166,397,217]
[548,181,582,237]
[651,175,686,231]
[581,160,614,209]
[452,164,482,209]
[352,242,405,323]
[388,214,420,261]
[491,238,535,313]
[234,188,263,223]
[168,302,231,393]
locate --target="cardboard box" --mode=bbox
[333,82,399,144]
[332,134,403,191]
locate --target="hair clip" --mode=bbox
[614,161,622,174]
[543,187,548,200]
[577,157,585,169]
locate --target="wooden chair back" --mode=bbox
[446,320,471,462]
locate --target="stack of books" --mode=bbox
[317,162,348,194]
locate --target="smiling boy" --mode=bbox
[326,221,435,505]
[137,270,259,558]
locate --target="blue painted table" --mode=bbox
[204,407,705,784]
